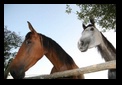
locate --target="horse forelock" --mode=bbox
[86,24,94,28]
[25,32,32,40]
[82,24,95,32]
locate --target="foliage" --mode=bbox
[66,4,116,31]
[4,26,23,67]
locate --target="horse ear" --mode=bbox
[90,18,95,25]
[82,24,86,29]
[27,21,37,34]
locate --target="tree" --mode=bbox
[4,26,23,69]
[66,4,116,31]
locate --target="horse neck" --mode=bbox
[45,49,67,70]
[97,32,116,61]
[41,34,78,70]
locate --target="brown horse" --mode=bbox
[5,21,84,79]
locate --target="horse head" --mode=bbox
[78,18,102,52]
[9,21,45,79]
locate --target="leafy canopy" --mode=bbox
[66,4,116,31]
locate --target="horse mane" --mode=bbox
[25,32,75,65]
[39,33,76,65]
[97,32,116,61]
[100,32,116,56]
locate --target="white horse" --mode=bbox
[77,18,116,79]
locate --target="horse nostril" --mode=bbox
[81,41,84,46]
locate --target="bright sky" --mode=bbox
[4,4,116,79]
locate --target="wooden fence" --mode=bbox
[24,60,116,79]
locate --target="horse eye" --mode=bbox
[26,40,31,45]
[90,28,94,31]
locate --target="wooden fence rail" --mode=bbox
[24,60,116,79]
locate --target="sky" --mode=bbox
[4,4,116,79]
